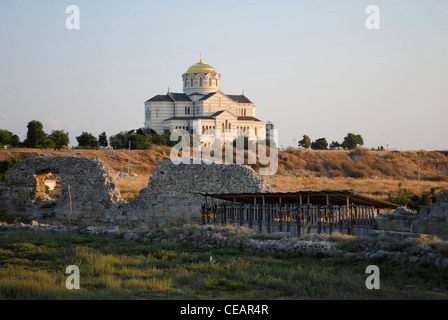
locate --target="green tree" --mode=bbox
[298,135,311,149]
[41,138,56,149]
[329,141,341,150]
[48,130,69,150]
[311,138,328,150]
[98,131,108,148]
[109,132,127,149]
[76,132,99,148]
[24,120,46,148]
[10,134,21,147]
[0,156,18,182]
[0,129,21,147]
[341,133,364,150]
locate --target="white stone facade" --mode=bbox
[144,56,265,145]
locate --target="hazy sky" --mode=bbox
[0,0,447,150]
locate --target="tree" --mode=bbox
[109,132,127,149]
[48,130,69,150]
[0,129,20,147]
[24,120,46,148]
[98,131,108,148]
[310,138,328,150]
[76,132,99,148]
[329,141,341,150]
[0,156,18,182]
[341,133,364,150]
[298,135,311,149]
[41,138,56,149]
[109,130,151,150]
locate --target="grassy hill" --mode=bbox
[1,147,448,202]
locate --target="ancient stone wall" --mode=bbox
[0,156,273,229]
[374,190,448,239]
[130,157,272,208]
[1,156,126,224]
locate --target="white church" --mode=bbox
[144,55,266,146]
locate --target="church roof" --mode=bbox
[169,92,191,101]
[198,91,253,104]
[146,93,191,103]
[163,111,227,122]
[198,91,219,101]
[227,95,252,104]
[146,95,172,102]
[163,116,215,121]
[237,116,263,122]
[184,55,219,75]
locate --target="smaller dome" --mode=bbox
[184,54,219,75]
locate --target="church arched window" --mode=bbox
[209,78,212,86]
[199,78,203,86]
[190,78,194,86]
[244,109,246,116]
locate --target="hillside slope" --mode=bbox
[1,148,447,181]
[277,149,448,181]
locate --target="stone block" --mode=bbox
[412,220,428,234]
[427,221,444,235]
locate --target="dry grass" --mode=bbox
[2,148,447,202]
[265,175,448,201]
[115,175,150,201]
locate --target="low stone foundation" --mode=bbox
[374,191,448,240]
[0,156,271,229]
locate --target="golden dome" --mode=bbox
[184,54,219,75]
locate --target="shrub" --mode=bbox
[330,170,344,178]
[349,148,371,157]
[306,162,324,173]
[206,278,246,290]
[0,156,18,178]
[341,162,368,178]
[388,184,438,211]
[0,210,17,224]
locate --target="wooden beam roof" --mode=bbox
[199,190,399,209]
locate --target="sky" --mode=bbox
[0,0,447,151]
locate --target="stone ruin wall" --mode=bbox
[0,156,125,224]
[107,157,273,228]
[2,155,448,238]
[130,157,272,206]
[375,190,448,239]
[0,156,272,229]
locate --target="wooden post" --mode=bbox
[267,203,271,234]
[202,195,208,224]
[296,200,301,238]
[68,184,72,230]
[211,196,215,225]
[279,195,282,232]
[317,205,321,234]
[260,195,264,232]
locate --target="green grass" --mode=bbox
[1,230,448,300]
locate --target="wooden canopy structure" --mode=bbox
[200,190,398,210]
